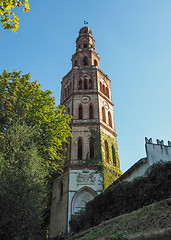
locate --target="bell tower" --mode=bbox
[49,27,122,238]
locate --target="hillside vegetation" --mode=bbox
[69,198,171,240]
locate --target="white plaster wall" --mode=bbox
[124,163,148,182]
[67,169,103,230]
[146,143,171,167]
[69,169,102,192]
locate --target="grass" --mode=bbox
[70,199,171,240]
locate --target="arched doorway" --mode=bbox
[71,187,97,214]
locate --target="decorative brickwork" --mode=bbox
[49,27,122,238]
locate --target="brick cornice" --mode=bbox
[98,91,114,106]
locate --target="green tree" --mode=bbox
[0,121,47,240]
[0,70,72,176]
[0,0,30,34]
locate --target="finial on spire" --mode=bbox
[84,21,88,25]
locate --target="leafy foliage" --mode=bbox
[89,128,122,189]
[0,0,30,34]
[70,161,171,233]
[0,70,72,175]
[0,121,47,239]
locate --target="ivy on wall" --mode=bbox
[70,127,122,190]
[89,127,123,190]
[100,131,122,189]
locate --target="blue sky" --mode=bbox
[0,0,171,172]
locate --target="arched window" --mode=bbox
[104,140,109,163]
[100,82,102,92]
[75,60,78,66]
[77,138,83,160]
[106,87,109,98]
[94,60,97,66]
[89,79,93,89]
[108,111,112,128]
[89,137,95,159]
[89,105,93,119]
[67,107,70,114]
[70,83,72,93]
[78,105,83,119]
[83,56,88,66]
[102,107,106,123]
[102,84,105,94]
[58,181,63,199]
[112,145,117,166]
[67,86,70,95]
[78,80,82,89]
[84,79,88,89]
[65,88,67,97]
[83,43,88,48]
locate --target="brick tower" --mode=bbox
[49,27,122,238]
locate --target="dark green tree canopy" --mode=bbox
[0,70,72,175]
[0,121,47,240]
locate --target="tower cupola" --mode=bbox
[72,26,100,68]
[76,27,95,50]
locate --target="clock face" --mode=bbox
[81,96,90,104]
[103,101,109,110]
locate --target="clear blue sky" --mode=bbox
[0,0,171,172]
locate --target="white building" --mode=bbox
[119,138,171,182]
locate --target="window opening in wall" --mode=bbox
[84,79,88,89]
[89,105,93,119]
[89,79,93,89]
[67,107,70,114]
[83,43,88,48]
[102,107,106,123]
[77,138,83,160]
[67,86,69,95]
[108,111,112,128]
[102,84,105,94]
[70,83,72,93]
[78,80,82,89]
[104,140,109,163]
[75,60,78,66]
[94,60,97,66]
[89,137,95,159]
[106,87,109,98]
[65,88,67,98]
[83,56,88,66]
[100,82,102,92]
[58,181,63,199]
[84,30,87,33]
[112,145,116,166]
[79,105,83,119]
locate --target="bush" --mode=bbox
[70,161,171,233]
